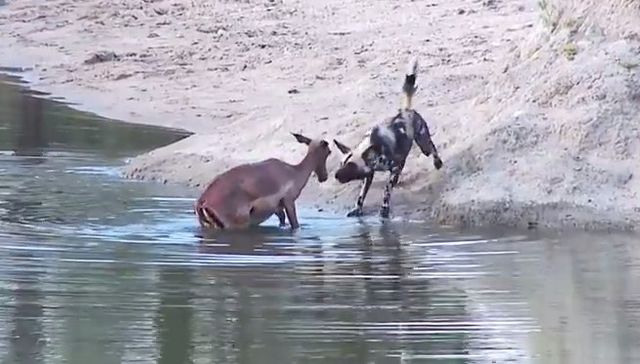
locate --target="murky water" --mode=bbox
[1,74,640,364]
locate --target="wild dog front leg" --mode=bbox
[347,173,373,217]
[380,168,401,218]
[282,199,300,230]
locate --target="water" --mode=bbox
[0,74,640,364]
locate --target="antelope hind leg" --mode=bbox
[225,204,252,230]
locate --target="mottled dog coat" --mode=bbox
[333,59,443,218]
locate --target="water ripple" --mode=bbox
[0,110,639,362]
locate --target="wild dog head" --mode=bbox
[291,132,332,182]
[332,138,379,183]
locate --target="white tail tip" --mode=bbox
[407,57,418,76]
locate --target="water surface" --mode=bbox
[0,74,639,364]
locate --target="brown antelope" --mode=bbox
[194,133,331,230]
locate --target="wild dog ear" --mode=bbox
[333,139,351,154]
[291,132,312,145]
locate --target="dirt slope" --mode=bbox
[0,0,638,230]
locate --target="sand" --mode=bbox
[0,0,638,231]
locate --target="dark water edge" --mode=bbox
[0,72,192,158]
[1,72,640,364]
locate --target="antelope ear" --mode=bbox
[291,132,312,145]
[333,139,351,154]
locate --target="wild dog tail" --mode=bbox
[401,57,419,110]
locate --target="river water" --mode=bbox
[0,74,639,364]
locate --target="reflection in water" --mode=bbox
[361,221,406,305]
[8,252,45,364]
[1,77,640,363]
[156,267,194,364]
[15,91,45,158]
[0,74,190,159]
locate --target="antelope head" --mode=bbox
[332,139,375,183]
[292,133,331,183]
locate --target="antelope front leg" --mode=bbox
[380,169,400,218]
[283,199,300,230]
[275,209,286,227]
[347,173,373,217]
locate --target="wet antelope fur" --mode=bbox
[333,58,443,218]
[194,133,331,230]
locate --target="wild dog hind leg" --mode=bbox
[390,159,406,187]
[380,167,401,218]
[413,113,443,170]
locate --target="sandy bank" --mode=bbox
[1,0,638,231]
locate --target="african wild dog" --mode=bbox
[333,58,443,218]
[195,133,332,230]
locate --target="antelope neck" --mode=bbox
[294,149,318,183]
